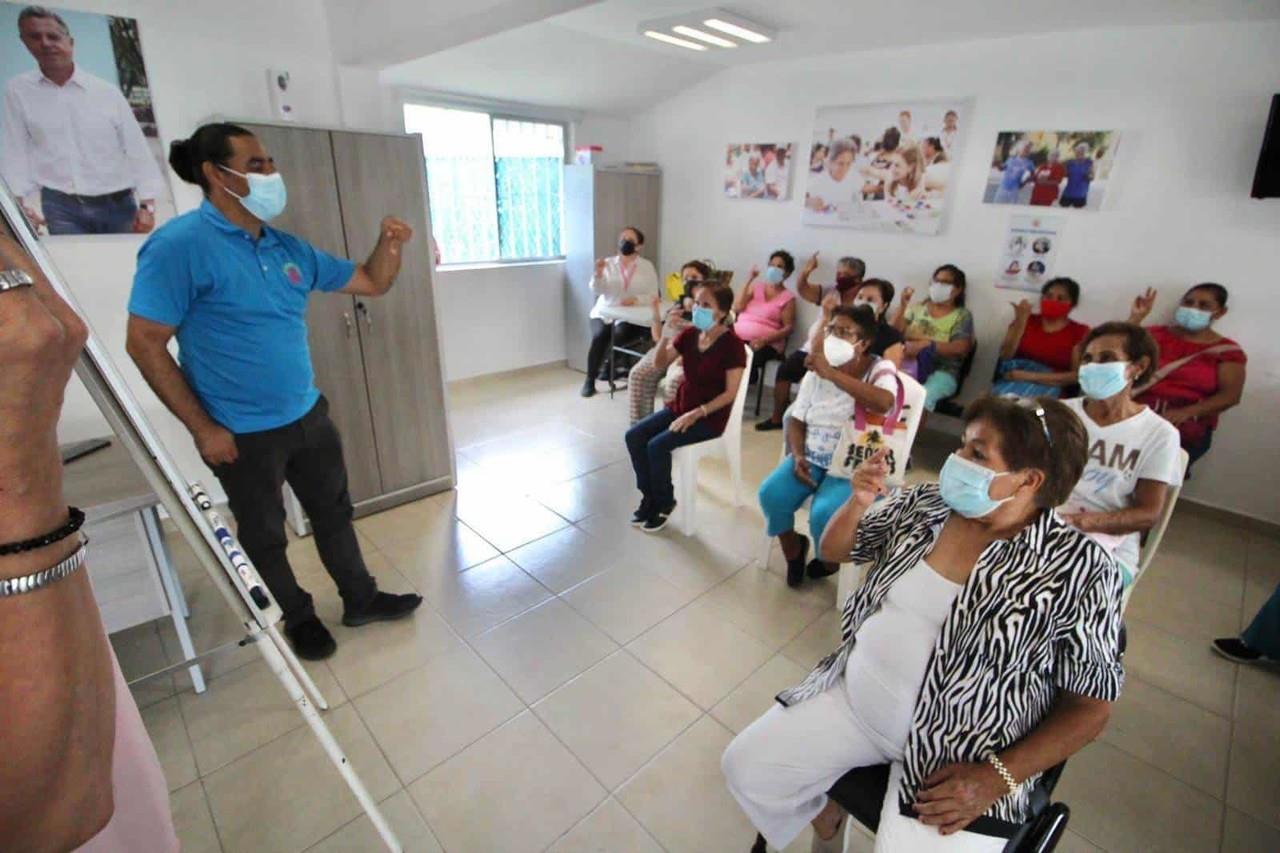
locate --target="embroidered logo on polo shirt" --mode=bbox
[282,261,304,286]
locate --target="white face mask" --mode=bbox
[823,334,858,367]
[929,281,954,304]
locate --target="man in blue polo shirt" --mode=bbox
[126,123,421,660]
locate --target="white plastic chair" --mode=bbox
[671,345,755,535]
[1122,447,1189,612]
[752,371,926,595]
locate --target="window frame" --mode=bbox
[402,96,570,269]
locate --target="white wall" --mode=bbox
[433,262,566,381]
[631,20,1280,524]
[44,0,342,498]
[573,114,633,164]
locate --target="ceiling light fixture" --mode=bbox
[671,25,737,48]
[643,30,708,51]
[703,17,771,43]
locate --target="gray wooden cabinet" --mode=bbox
[563,165,662,372]
[240,122,453,518]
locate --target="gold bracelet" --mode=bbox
[985,753,1018,795]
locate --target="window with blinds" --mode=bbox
[404,104,565,265]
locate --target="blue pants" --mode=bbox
[625,408,716,508]
[41,187,137,235]
[922,370,959,411]
[1243,583,1280,659]
[758,456,852,547]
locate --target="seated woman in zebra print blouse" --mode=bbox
[723,395,1123,853]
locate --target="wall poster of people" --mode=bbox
[0,3,175,237]
[996,213,1064,292]
[802,99,968,236]
[984,130,1121,210]
[724,143,794,200]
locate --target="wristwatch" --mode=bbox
[0,268,35,293]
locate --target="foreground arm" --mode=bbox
[915,692,1111,835]
[0,236,117,851]
[340,217,414,296]
[1063,479,1170,536]
[1163,361,1246,425]
[669,367,745,433]
[126,316,237,465]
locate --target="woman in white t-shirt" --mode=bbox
[758,306,899,587]
[1060,322,1185,589]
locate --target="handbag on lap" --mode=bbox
[829,368,909,487]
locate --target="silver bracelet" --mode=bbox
[985,753,1018,795]
[0,539,88,597]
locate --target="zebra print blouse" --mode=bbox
[776,484,1124,828]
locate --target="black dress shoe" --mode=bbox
[1211,637,1269,664]
[755,419,784,432]
[342,592,423,627]
[285,617,337,661]
[580,380,597,398]
[786,536,810,588]
[642,501,677,533]
[631,498,653,527]
[807,558,840,579]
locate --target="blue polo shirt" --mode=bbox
[128,201,356,434]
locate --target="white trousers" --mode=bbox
[721,684,1005,853]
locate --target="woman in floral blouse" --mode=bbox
[723,396,1123,852]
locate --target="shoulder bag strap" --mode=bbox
[1132,344,1242,397]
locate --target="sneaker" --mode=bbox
[786,536,810,588]
[642,501,676,533]
[1211,637,1268,664]
[285,616,337,661]
[630,498,653,527]
[342,591,424,627]
[807,558,840,579]
[580,380,596,398]
[755,419,784,432]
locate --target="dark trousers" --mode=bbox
[586,318,647,383]
[625,408,717,508]
[212,397,376,628]
[41,187,137,235]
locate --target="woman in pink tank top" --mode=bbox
[733,250,797,355]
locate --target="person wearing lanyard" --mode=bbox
[126,123,422,661]
[583,225,659,397]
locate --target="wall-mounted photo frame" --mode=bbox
[0,2,175,237]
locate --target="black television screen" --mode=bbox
[1252,94,1280,199]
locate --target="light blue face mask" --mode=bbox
[939,453,1015,519]
[692,306,716,331]
[1174,305,1213,332]
[220,166,288,222]
[1078,361,1130,400]
[764,266,785,285]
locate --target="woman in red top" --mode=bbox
[1029,149,1066,206]
[1128,283,1248,466]
[625,281,747,532]
[993,277,1089,398]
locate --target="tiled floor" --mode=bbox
[112,365,1280,853]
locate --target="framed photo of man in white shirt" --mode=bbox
[0,3,174,236]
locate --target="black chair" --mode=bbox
[749,347,787,416]
[605,322,652,398]
[933,342,977,418]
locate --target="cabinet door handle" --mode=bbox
[356,300,373,331]
[343,312,354,338]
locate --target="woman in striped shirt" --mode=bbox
[723,396,1123,852]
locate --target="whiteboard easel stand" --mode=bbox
[0,185,401,852]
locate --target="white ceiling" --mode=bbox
[379,0,1280,114]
